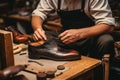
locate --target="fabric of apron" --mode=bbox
[57,0,94,30]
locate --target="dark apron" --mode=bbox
[57,0,94,29]
[55,0,95,54]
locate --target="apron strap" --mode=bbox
[57,0,61,11]
[81,0,86,11]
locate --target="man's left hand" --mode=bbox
[59,29,80,44]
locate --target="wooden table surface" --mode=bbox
[16,55,101,80]
[52,56,101,80]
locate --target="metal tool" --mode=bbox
[28,60,44,66]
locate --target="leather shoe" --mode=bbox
[28,35,81,61]
[4,26,29,43]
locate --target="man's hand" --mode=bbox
[59,29,81,44]
[58,24,114,44]
[33,28,47,41]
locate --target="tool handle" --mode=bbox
[0,65,27,79]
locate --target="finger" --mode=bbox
[63,39,73,44]
[39,31,47,40]
[37,29,47,40]
[62,37,74,44]
[33,34,39,41]
[59,32,70,41]
[35,31,43,40]
[42,34,47,40]
[59,31,67,38]
[62,36,70,43]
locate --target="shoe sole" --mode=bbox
[28,52,81,61]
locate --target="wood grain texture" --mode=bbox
[0,30,14,69]
[52,56,101,80]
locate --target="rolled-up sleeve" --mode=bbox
[32,0,54,21]
[90,0,115,26]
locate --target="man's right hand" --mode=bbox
[33,28,47,41]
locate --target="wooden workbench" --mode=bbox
[16,56,101,80]
[0,14,102,79]
[52,56,101,80]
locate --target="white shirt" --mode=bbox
[32,0,115,26]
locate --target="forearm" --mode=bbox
[78,24,114,39]
[31,16,44,31]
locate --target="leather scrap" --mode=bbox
[13,44,28,54]
[28,40,45,47]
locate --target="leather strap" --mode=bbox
[57,0,61,11]
[81,0,86,11]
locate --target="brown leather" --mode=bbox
[4,26,29,43]
[28,35,45,46]
[29,40,45,47]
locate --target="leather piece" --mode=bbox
[28,35,45,47]
[29,40,45,47]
